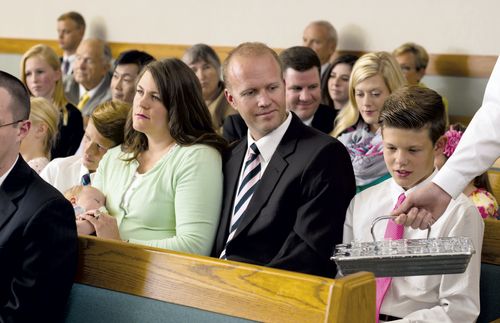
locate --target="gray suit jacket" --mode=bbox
[64,72,112,116]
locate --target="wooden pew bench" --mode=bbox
[478,219,500,323]
[64,236,375,322]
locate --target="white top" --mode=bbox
[343,170,483,322]
[39,154,93,194]
[434,56,500,198]
[27,157,49,174]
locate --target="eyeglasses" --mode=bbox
[0,120,24,128]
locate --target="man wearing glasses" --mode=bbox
[0,71,77,321]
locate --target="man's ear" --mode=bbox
[224,88,238,111]
[17,120,31,142]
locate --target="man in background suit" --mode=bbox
[64,38,112,122]
[302,20,337,77]
[0,71,77,322]
[57,11,85,76]
[213,43,355,277]
[223,46,335,142]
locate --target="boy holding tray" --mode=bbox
[342,85,483,322]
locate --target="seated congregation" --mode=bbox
[1,11,498,323]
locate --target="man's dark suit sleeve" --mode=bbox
[268,140,355,277]
[0,197,78,323]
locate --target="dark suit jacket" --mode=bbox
[0,157,78,322]
[223,104,335,143]
[213,113,355,277]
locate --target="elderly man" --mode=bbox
[213,42,355,277]
[57,11,85,76]
[111,50,155,104]
[0,71,77,321]
[302,20,338,76]
[65,38,112,118]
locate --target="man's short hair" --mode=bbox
[308,20,338,47]
[380,85,445,144]
[222,42,282,89]
[57,11,86,30]
[279,46,321,75]
[114,50,155,71]
[0,71,30,121]
[393,42,429,71]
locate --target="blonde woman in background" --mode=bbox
[20,44,84,159]
[332,52,406,192]
[20,97,60,173]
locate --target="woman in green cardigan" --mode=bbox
[80,58,226,256]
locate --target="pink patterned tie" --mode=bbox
[375,193,406,322]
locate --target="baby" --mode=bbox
[64,185,107,235]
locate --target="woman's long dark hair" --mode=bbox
[122,58,227,160]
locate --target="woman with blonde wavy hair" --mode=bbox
[20,97,60,173]
[20,44,84,158]
[332,51,406,192]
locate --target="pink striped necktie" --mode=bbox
[220,143,261,259]
[375,192,406,322]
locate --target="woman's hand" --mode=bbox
[80,209,122,241]
[76,218,96,235]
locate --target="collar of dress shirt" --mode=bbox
[390,168,439,203]
[246,112,292,165]
[78,75,106,99]
[0,155,19,187]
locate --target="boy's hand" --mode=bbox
[391,182,451,229]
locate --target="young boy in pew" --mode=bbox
[342,85,483,322]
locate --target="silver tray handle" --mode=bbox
[370,215,431,242]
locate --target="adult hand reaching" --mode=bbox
[391,182,452,229]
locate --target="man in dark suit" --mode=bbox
[223,46,335,142]
[0,71,78,322]
[213,43,355,277]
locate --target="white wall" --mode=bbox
[1,0,499,115]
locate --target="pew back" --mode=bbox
[478,220,500,323]
[66,236,375,323]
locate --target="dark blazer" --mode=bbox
[51,102,84,159]
[0,156,78,322]
[223,104,335,143]
[213,113,355,277]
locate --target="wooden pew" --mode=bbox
[65,236,375,322]
[487,163,500,203]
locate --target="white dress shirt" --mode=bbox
[343,170,483,322]
[0,155,18,187]
[243,112,292,176]
[39,154,93,194]
[434,56,500,198]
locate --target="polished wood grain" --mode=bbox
[1,37,496,78]
[482,219,500,265]
[487,169,500,201]
[76,236,375,322]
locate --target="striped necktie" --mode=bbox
[81,173,91,186]
[220,143,261,259]
[375,192,406,322]
[77,92,90,111]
